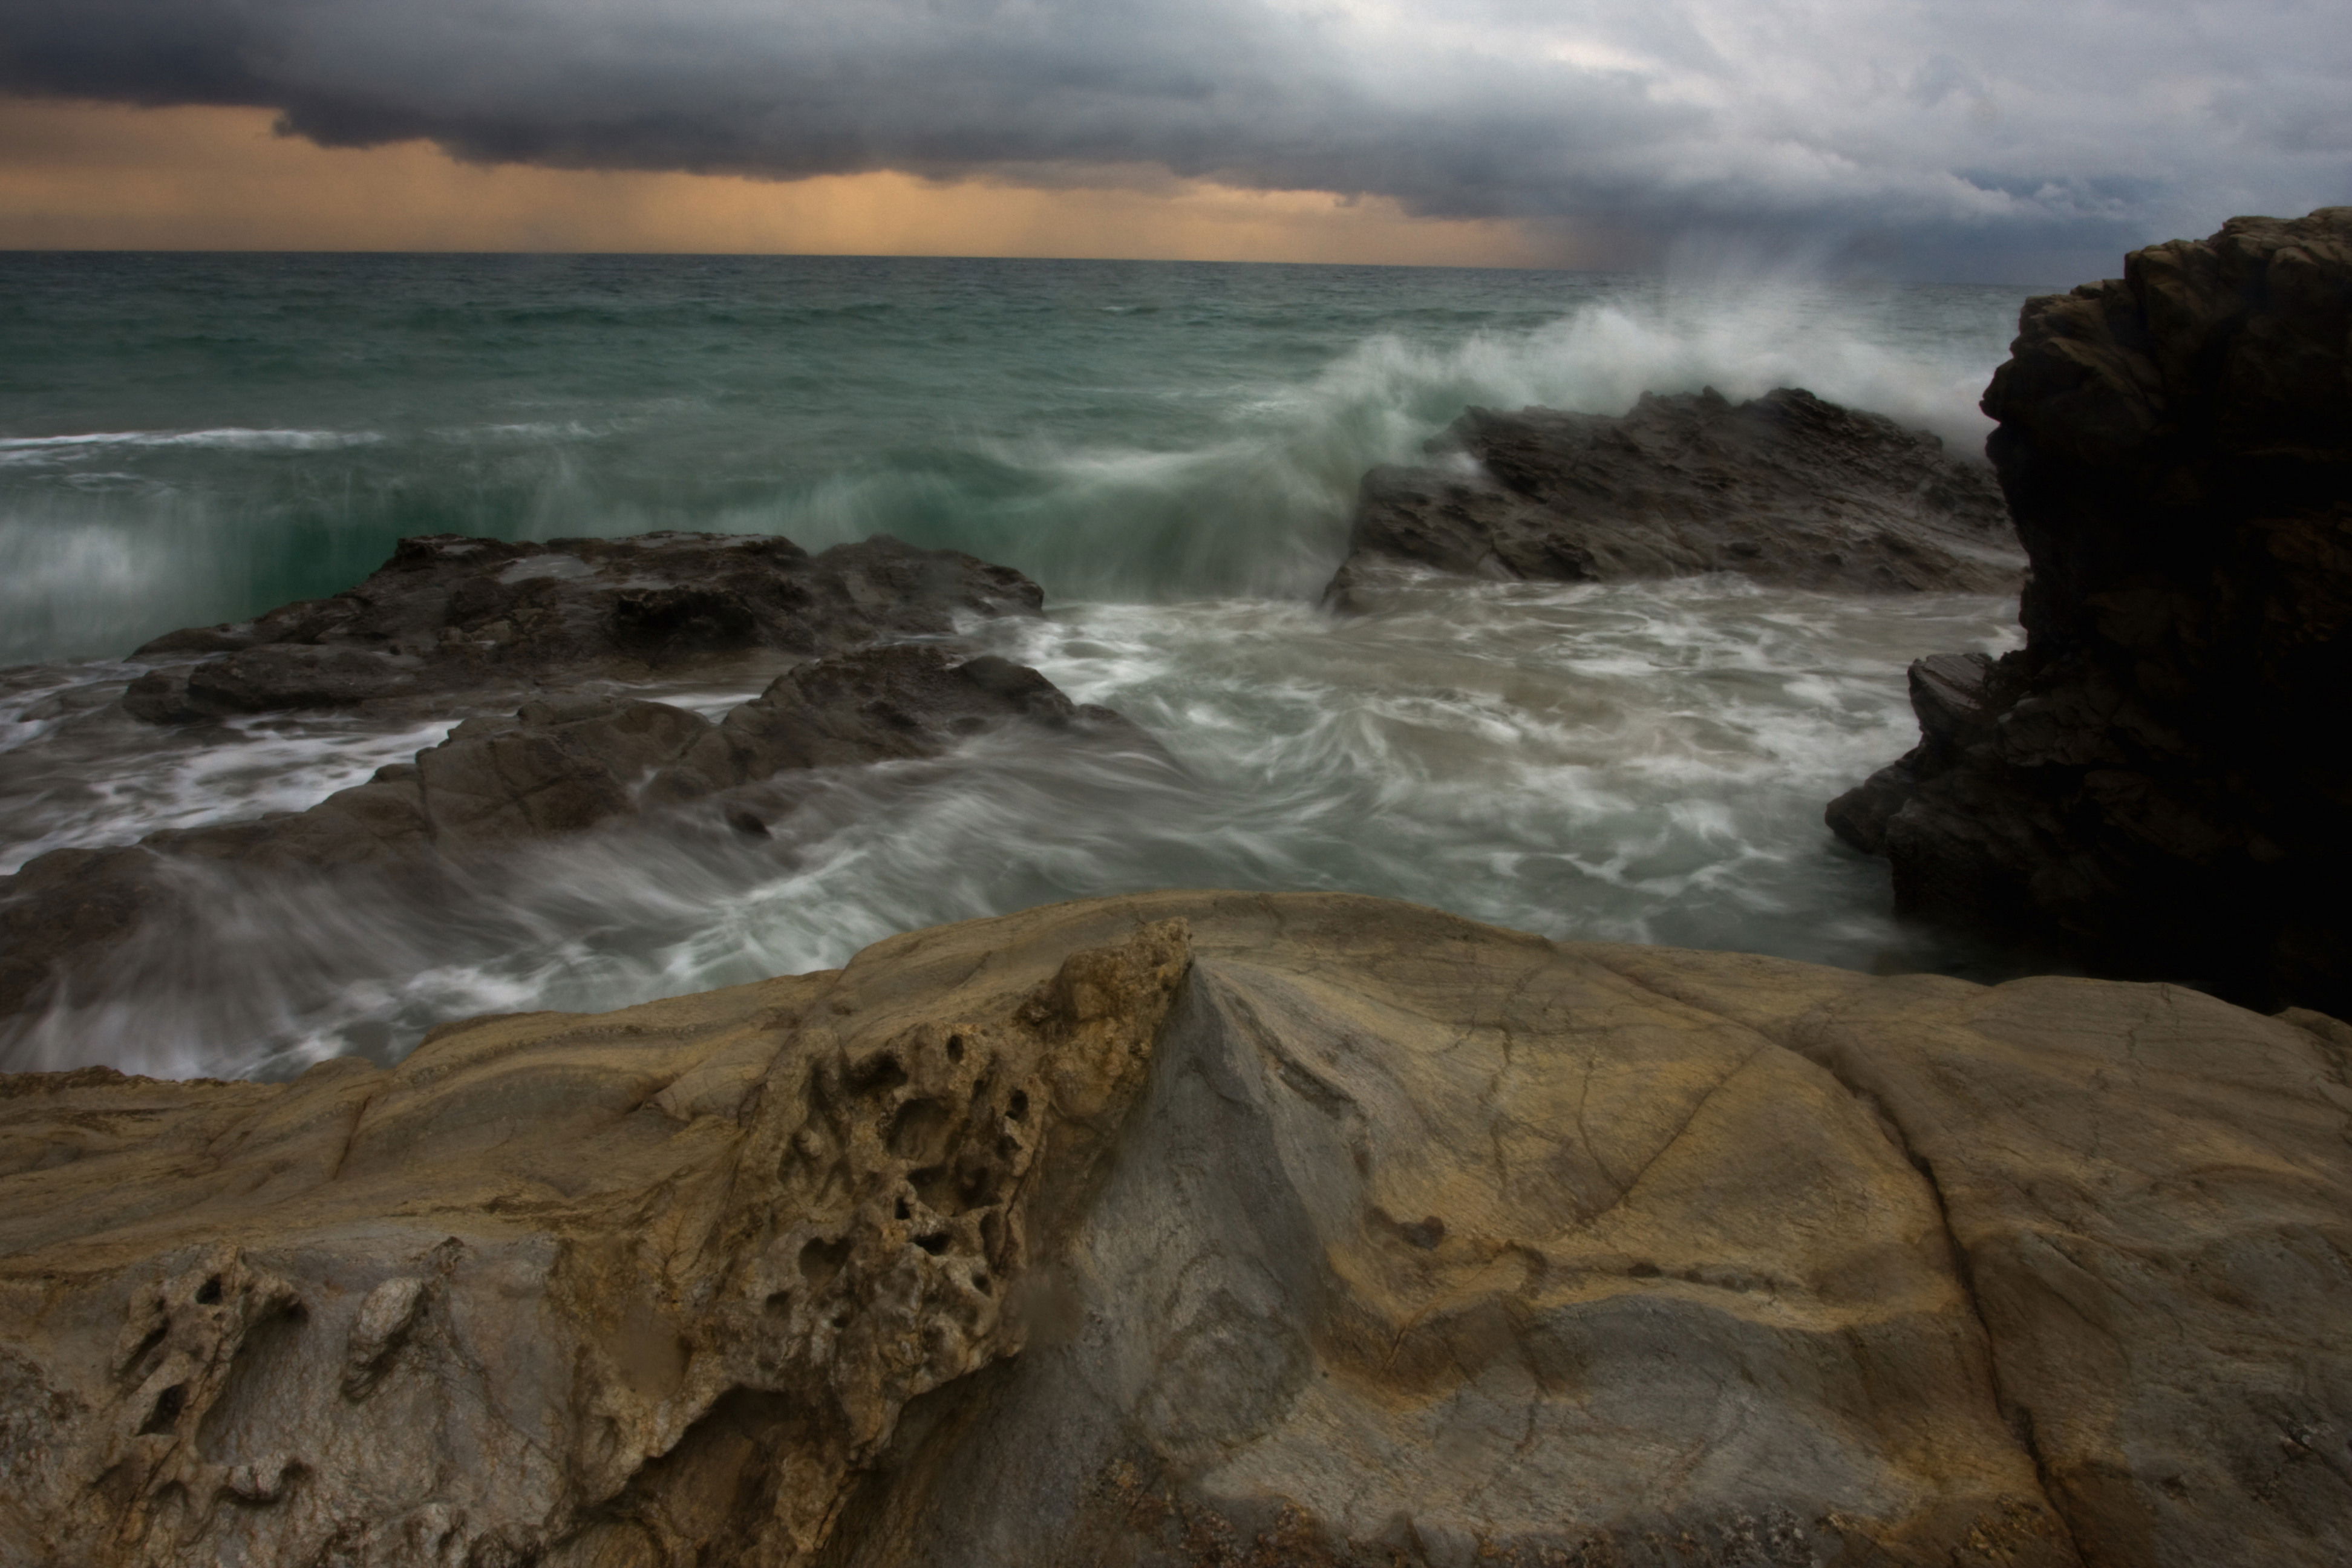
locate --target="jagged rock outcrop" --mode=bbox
[1325,387,2022,606]
[1829,209,2352,1013]
[120,531,1044,724]
[4,892,2347,1567]
[0,645,1151,1032]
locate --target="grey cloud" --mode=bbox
[2,0,2347,275]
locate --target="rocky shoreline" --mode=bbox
[1829,208,2352,1015]
[0,534,1153,1038]
[2,893,2347,1566]
[1325,384,2022,608]
[5,213,2352,1564]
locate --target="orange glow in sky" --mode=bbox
[0,96,1569,266]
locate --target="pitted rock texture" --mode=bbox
[5,892,2348,1567]
[0,645,1153,1033]
[120,531,1044,724]
[0,911,1192,1568]
[1325,387,2021,606]
[1829,209,2352,1013]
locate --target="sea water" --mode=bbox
[0,253,2046,1078]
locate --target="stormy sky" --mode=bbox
[3,0,2346,273]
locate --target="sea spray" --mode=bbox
[4,578,2022,1078]
[0,252,2048,1077]
[0,253,2038,656]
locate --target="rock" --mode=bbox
[0,646,1154,1032]
[1828,209,2352,1013]
[1325,387,2022,605]
[4,892,2347,1566]
[119,531,1045,724]
[652,643,1142,803]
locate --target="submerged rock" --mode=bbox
[0,645,1152,1032]
[120,531,1044,723]
[2,892,2346,1566]
[1828,209,2352,1013]
[1326,387,2022,606]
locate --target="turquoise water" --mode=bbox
[1,253,2034,658]
[0,253,2045,1077]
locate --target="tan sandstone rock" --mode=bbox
[0,893,2345,1566]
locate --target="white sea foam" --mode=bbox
[0,579,2025,1078]
[0,698,457,876]
[765,279,2020,603]
[0,266,2043,1079]
[0,428,382,463]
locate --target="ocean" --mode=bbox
[0,252,2048,1078]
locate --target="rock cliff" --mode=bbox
[4,892,2347,1567]
[1325,387,2022,606]
[1829,209,2352,1013]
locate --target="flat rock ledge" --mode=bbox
[2,528,1154,1042]
[1325,387,2022,606]
[3,892,2347,1567]
[0,644,1153,1034]
[1829,209,2352,1014]
[122,531,1044,724]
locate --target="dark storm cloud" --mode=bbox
[4,0,2346,271]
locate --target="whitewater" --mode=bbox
[0,253,2046,1078]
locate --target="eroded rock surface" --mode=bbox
[120,531,1044,724]
[1829,209,2352,1013]
[1326,387,2021,606]
[4,892,2347,1566]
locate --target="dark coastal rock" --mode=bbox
[655,642,1134,802]
[121,531,1044,723]
[1829,208,2352,1013]
[1326,386,2022,605]
[0,646,1151,1031]
[4,892,2348,1565]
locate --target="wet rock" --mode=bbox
[1327,387,2022,605]
[120,531,1045,724]
[0,647,1151,1032]
[666,642,1142,794]
[1829,209,2352,1013]
[4,892,2347,1566]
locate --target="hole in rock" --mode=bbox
[957,1166,999,1207]
[894,1197,911,1220]
[1628,1261,1661,1278]
[974,1273,992,1293]
[797,1238,852,1295]
[915,1233,951,1256]
[946,1034,965,1063]
[196,1304,309,1462]
[763,1290,792,1317]
[1399,1217,1446,1250]
[887,1098,953,1163]
[1007,1090,1029,1123]
[195,1277,223,1305]
[140,1384,188,1434]
[850,1055,908,1096]
[910,1166,956,1209]
[123,1323,168,1376]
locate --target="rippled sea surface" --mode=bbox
[0,253,2045,1077]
